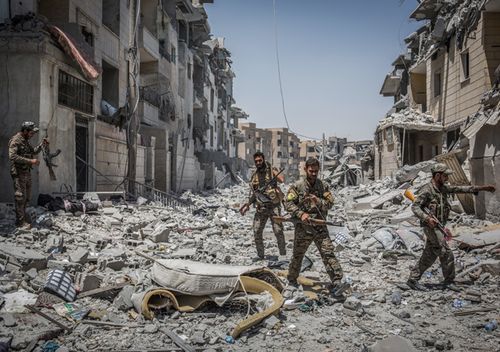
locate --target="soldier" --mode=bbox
[240,151,286,259]
[8,122,48,228]
[285,157,344,292]
[407,163,495,290]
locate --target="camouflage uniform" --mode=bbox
[248,162,286,258]
[8,132,42,226]
[409,182,477,283]
[284,178,343,285]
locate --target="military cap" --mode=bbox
[431,163,453,175]
[21,121,39,132]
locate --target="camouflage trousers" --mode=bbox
[253,206,286,258]
[287,225,343,285]
[409,227,455,282]
[12,171,32,226]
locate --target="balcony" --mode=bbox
[101,26,120,64]
[231,128,245,143]
[139,26,160,62]
[139,86,160,125]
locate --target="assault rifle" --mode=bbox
[239,168,284,215]
[272,216,336,227]
[403,189,453,241]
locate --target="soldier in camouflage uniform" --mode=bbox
[8,122,48,228]
[407,163,495,290]
[285,157,343,289]
[240,151,286,259]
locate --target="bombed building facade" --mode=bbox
[0,0,247,203]
[376,0,500,220]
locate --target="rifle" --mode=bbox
[272,216,336,227]
[403,189,454,241]
[239,168,284,214]
[41,129,61,181]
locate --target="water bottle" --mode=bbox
[485,320,498,332]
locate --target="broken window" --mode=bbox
[102,0,120,36]
[58,70,93,114]
[434,72,441,97]
[210,88,215,112]
[461,51,470,81]
[277,139,282,146]
[187,63,192,80]
[446,128,461,150]
[102,60,119,108]
[171,45,176,64]
[277,152,282,158]
[307,146,315,153]
[81,26,94,47]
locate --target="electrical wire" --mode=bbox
[272,0,321,142]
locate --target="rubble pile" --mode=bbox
[1,172,499,351]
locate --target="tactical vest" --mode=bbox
[250,162,282,206]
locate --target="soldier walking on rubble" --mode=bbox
[8,122,48,229]
[407,163,495,291]
[284,157,344,293]
[240,151,286,259]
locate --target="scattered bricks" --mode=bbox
[89,236,111,250]
[0,244,47,271]
[46,234,64,253]
[125,240,143,247]
[69,247,89,264]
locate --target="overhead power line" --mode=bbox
[272,0,321,141]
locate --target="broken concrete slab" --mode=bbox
[0,244,47,271]
[69,247,89,264]
[455,229,500,249]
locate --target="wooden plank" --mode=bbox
[435,153,475,214]
[77,282,129,299]
[26,305,72,331]
[162,328,196,352]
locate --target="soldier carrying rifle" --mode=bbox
[284,157,345,295]
[406,163,495,291]
[240,151,286,260]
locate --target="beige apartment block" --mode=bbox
[375,1,500,180]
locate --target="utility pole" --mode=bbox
[127,0,140,196]
[321,133,325,180]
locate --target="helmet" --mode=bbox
[431,163,453,175]
[21,121,39,132]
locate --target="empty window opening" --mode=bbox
[102,60,119,108]
[461,51,470,81]
[102,0,120,36]
[434,72,442,97]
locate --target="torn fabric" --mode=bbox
[48,25,101,81]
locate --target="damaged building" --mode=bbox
[376,0,500,220]
[0,0,248,203]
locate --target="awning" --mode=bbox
[48,25,101,81]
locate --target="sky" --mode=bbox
[205,0,422,141]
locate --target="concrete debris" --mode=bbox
[0,173,499,351]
